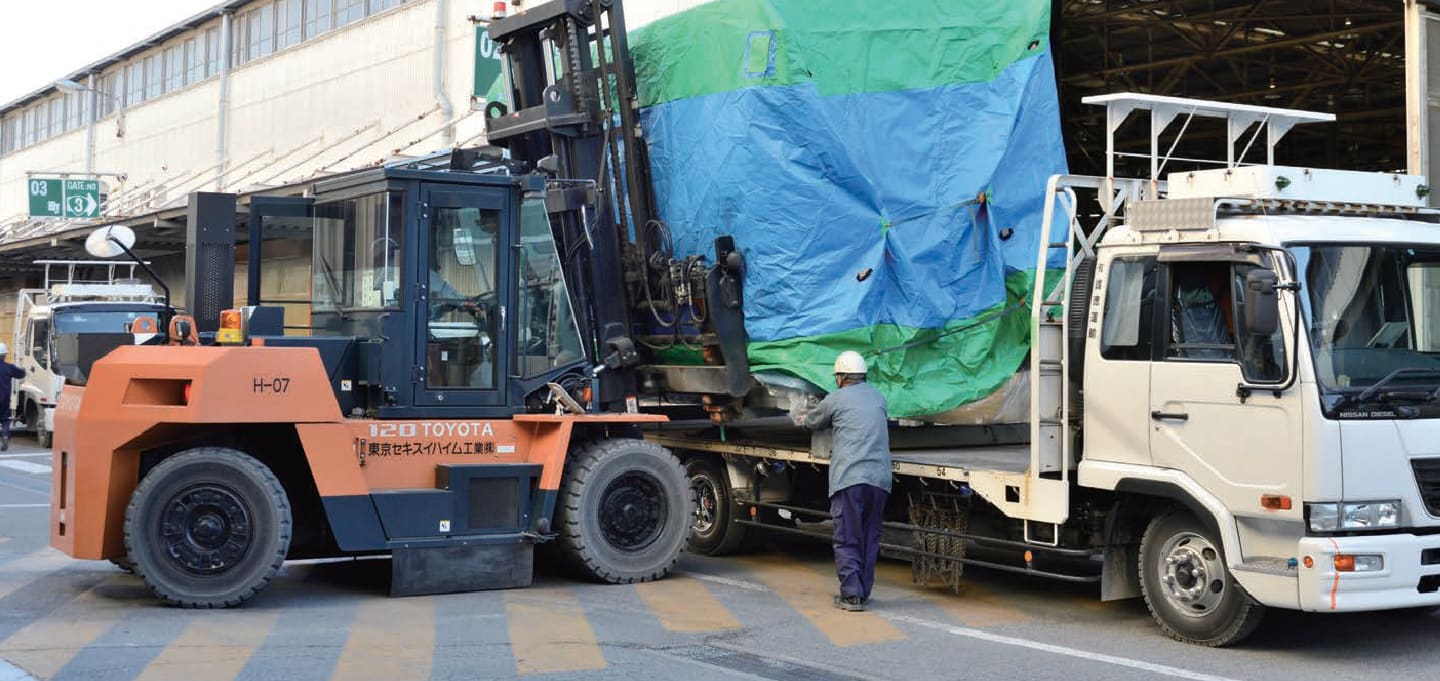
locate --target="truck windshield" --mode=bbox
[53,308,161,334]
[1293,243,1440,416]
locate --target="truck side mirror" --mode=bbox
[1245,268,1280,337]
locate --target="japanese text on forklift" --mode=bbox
[47,0,1440,648]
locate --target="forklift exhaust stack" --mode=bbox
[185,191,237,333]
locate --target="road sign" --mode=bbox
[474,27,503,101]
[27,178,102,219]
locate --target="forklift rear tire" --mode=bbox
[553,438,689,583]
[124,447,292,608]
[685,457,750,556]
[1139,509,1265,646]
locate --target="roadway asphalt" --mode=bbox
[1,436,1437,681]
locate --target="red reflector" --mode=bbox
[1261,494,1292,510]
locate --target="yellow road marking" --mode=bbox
[330,597,436,681]
[634,576,740,632]
[875,562,1032,628]
[738,555,904,647]
[0,575,144,678]
[133,611,278,681]
[0,548,75,602]
[505,589,605,675]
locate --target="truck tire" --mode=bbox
[124,447,292,608]
[553,438,689,583]
[1139,509,1264,646]
[686,457,750,555]
[35,426,51,449]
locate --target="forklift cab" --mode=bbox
[247,168,588,419]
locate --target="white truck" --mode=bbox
[652,94,1440,646]
[11,260,164,447]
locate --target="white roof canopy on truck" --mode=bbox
[1083,93,1337,191]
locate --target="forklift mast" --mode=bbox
[484,0,749,411]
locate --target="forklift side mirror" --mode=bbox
[83,225,136,258]
[1244,268,1280,337]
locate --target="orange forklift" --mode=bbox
[49,0,750,606]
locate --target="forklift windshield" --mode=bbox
[515,195,583,376]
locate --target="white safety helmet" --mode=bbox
[833,350,867,375]
[0,342,9,357]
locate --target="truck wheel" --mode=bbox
[124,447,292,608]
[35,426,51,449]
[554,438,689,583]
[1139,509,1264,646]
[686,457,750,556]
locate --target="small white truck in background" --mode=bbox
[11,260,164,447]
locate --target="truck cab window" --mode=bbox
[1232,263,1287,382]
[1408,261,1440,351]
[1166,261,1236,361]
[30,319,47,364]
[1100,256,1158,360]
[426,207,500,389]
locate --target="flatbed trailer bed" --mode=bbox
[644,433,1030,483]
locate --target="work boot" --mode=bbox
[2,435,9,452]
[833,595,865,612]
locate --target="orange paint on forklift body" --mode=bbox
[50,345,661,560]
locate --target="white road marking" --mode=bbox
[886,614,1244,681]
[0,658,38,681]
[692,569,1241,681]
[0,453,50,459]
[689,572,769,592]
[0,461,51,475]
[0,504,49,509]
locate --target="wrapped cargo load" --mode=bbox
[630,0,1067,419]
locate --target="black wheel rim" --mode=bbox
[158,483,254,575]
[599,472,666,552]
[691,476,718,537]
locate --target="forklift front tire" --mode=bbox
[124,447,292,608]
[554,438,689,584]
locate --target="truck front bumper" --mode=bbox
[1296,533,1440,611]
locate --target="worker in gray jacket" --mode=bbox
[797,350,892,611]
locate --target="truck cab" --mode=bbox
[1062,95,1440,643]
[11,261,164,447]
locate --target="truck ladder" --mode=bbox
[1024,175,1145,530]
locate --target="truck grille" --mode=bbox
[1413,458,1440,517]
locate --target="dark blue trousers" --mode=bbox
[831,484,887,600]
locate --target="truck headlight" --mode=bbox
[1307,501,1401,532]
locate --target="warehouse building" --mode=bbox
[0,0,1425,338]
